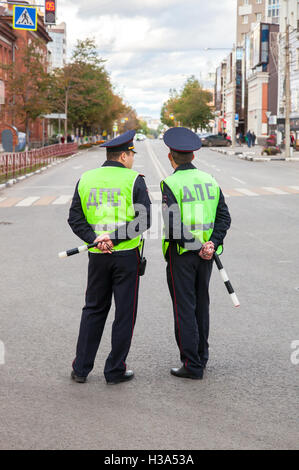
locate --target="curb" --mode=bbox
[210,148,299,162]
[0,146,96,190]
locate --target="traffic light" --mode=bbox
[45,0,56,25]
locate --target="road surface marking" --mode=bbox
[16,197,40,207]
[33,196,58,206]
[52,195,72,205]
[72,165,83,170]
[262,187,289,195]
[234,188,259,196]
[145,140,168,180]
[150,192,162,201]
[222,189,245,197]
[0,197,6,203]
[232,177,246,185]
[282,186,299,194]
[0,198,22,207]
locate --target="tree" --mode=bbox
[3,39,51,145]
[161,77,214,132]
[48,38,126,136]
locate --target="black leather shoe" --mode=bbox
[106,370,134,385]
[71,370,87,383]
[170,365,203,380]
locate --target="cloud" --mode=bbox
[57,0,236,118]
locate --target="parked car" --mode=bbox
[201,134,232,147]
[136,133,146,141]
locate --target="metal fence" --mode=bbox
[0,143,78,181]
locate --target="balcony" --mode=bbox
[239,5,252,16]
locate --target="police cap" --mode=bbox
[163,127,202,153]
[100,130,137,153]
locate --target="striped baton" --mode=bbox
[214,253,240,307]
[58,242,99,259]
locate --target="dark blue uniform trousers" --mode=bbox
[73,249,140,381]
[166,244,213,376]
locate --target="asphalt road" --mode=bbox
[0,140,298,450]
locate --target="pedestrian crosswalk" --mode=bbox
[0,186,299,208]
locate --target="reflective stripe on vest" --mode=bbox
[161,169,222,257]
[78,166,141,253]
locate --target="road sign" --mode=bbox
[13,5,37,31]
[45,0,56,25]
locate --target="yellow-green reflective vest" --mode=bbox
[78,166,142,253]
[161,169,223,258]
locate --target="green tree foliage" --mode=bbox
[49,39,127,135]
[161,77,214,132]
[3,39,51,145]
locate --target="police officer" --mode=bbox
[161,127,231,380]
[68,130,151,385]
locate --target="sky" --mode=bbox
[55,0,237,119]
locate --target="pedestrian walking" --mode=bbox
[161,127,231,380]
[68,130,151,385]
[246,130,252,148]
[252,132,256,147]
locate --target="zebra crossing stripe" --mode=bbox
[279,186,299,194]
[33,196,57,206]
[0,198,22,207]
[262,187,289,195]
[0,197,6,203]
[16,196,40,207]
[52,195,72,205]
[234,188,259,196]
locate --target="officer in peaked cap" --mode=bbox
[68,130,151,385]
[161,127,231,380]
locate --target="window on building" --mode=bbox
[243,15,249,24]
[256,13,262,21]
[256,0,262,4]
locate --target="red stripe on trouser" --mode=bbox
[130,248,140,342]
[169,246,187,367]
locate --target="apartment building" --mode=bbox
[237,0,266,46]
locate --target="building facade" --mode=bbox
[277,0,299,142]
[47,22,67,70]
[0,1,52,147]
[237,0,266,46]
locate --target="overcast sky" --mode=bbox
[56,0,236,119]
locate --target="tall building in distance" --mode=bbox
[237,0,266,45]
[47,22,67,70]
[265,0,280,24]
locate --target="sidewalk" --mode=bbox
[211,145,299,162]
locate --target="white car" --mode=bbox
[136,133,146,141]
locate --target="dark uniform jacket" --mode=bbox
[68,161,152,254]
[161,163,231,253]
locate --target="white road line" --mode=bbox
[232,177,246,185]
[16,197,40,207]
[150,192,162,201]
[222,192,230,198]
[262,187,289,195]
[145,140,168,180]
[52,195,72,205]
[289,185,299,191]
[0,197,6,203]
[73,165,83,170]
[234,188,259,196]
